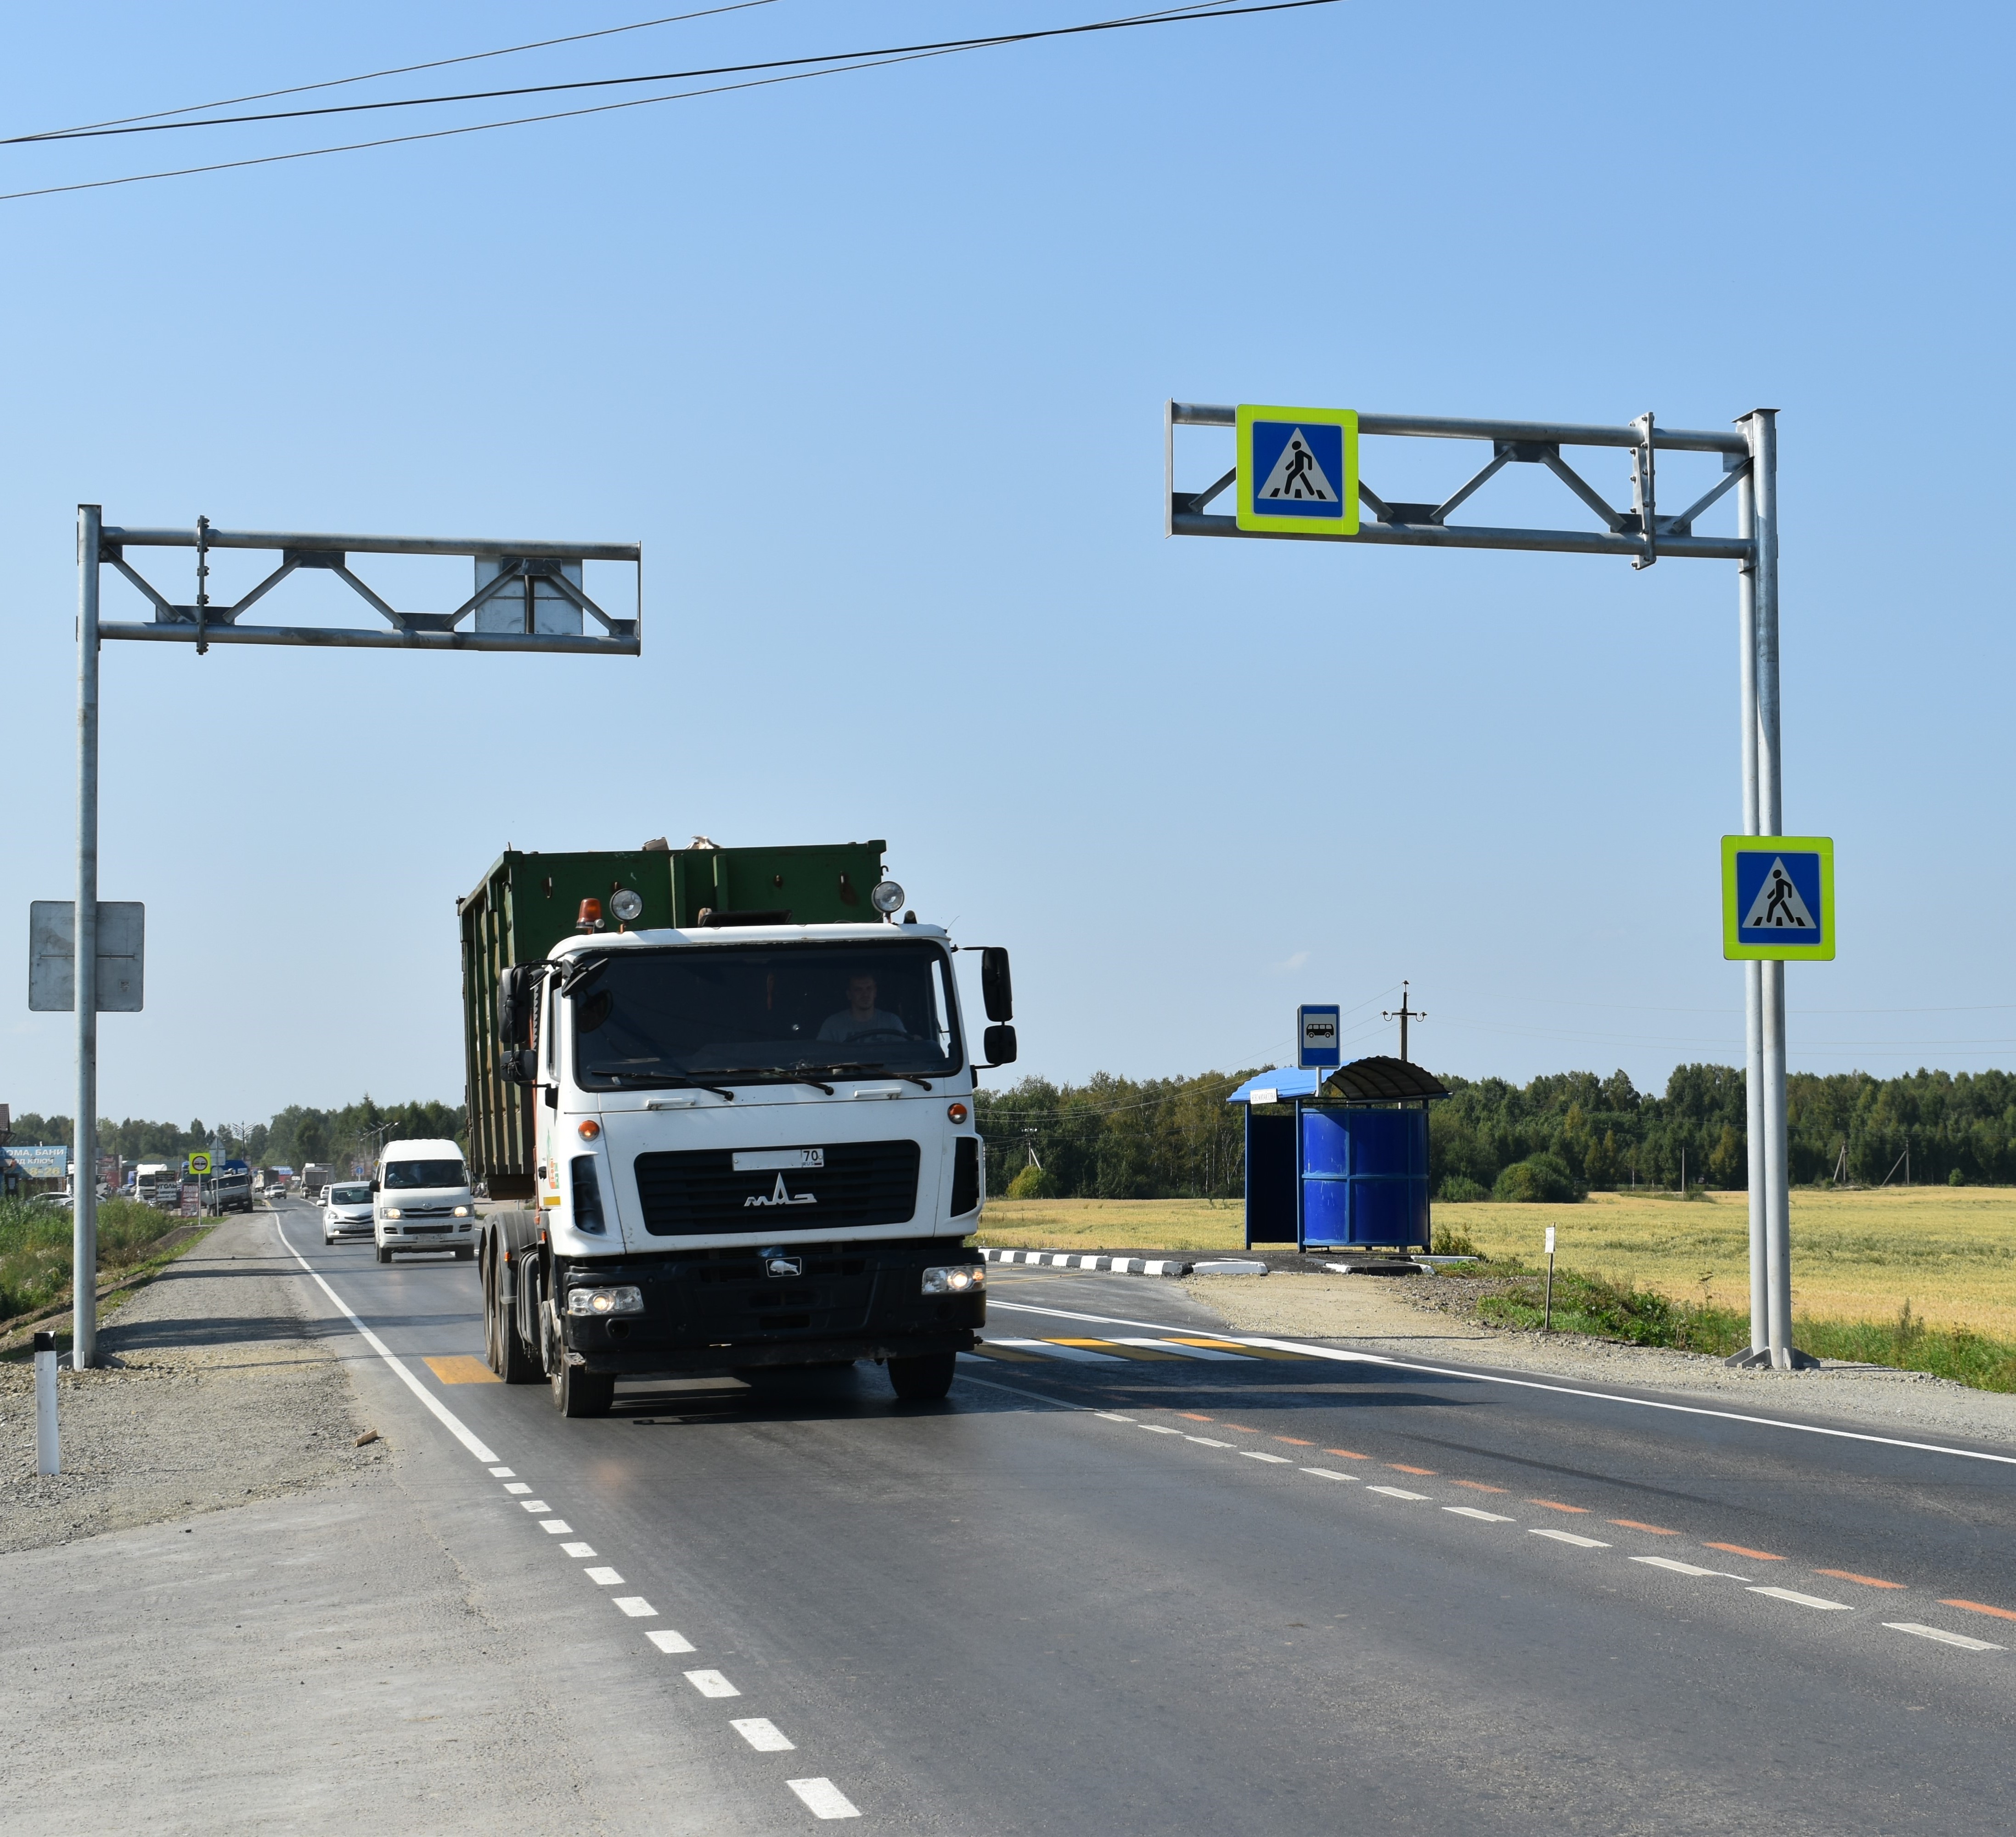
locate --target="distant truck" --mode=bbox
[204,1162,255,1212]
[461,839,1013,1417]
[134,1162,176,1209]
[299,1163,336,1202]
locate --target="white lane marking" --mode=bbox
[1112,1337,1253,1361]
[1095,1412,1135,1423]
[1633,1555,1749,1580]
[730,1717,796,1752]
[584,1567,625,1585]
[488,1466,515,1477]
[561,1542,597,1558]
[1885,1621,2005,1651]
[272,1218,499,1463]
[1444,1506,1514,1522]
[786,1778,861,1820]
[988,1338,1128,1364]
[1748,1586,1853,1611]
[1138,1424,1185,1435]
[1301,1468,1359,1482]
[1531,1528,1611,1549]
[540,1520,573,1534]
[520,1500,552,1512]
[613,1597,657,1617]
[1185,1436,1233,1448]
[988,1298,2016,1469]
[684,1669,741,1698]
[503,1482,532,1495]
[1241,1450,1294,1464]
[646,1629,697,1654]
[1368,1486,1430,1501]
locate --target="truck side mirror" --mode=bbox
[981,947,1014,1023]
[499,1047,538,1086]
[983,1024,1017,1066]
[498,964,536,1049]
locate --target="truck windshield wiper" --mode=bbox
[788,1061,935,1091]
[586,1067,736,1101]
[708,1066,840,1095]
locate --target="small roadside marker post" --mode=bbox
[34,1329,59,1475]
[1543,1225,1557,1333]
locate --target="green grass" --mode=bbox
[0,1195,193,1323]
[1463,1261,2016,1391]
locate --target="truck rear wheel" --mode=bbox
[552,1360,615,1418]
[887,1351,957,1401]
[484,1244,540,1384]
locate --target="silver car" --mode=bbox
[323,1181,375,1244]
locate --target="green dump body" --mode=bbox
[458,840,887,1197]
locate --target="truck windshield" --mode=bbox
[572,941,962,1088]
[383,1160,467,1189]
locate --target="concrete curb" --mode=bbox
[980,1248,1192,1278]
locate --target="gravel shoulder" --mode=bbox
[0,1208,389,1552]
[1183,1270,2016,1450]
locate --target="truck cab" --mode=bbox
[472,860,1012,1419]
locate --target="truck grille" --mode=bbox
[633,1140,921,1237]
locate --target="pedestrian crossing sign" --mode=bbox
[1237,405,1359,536]
[1722,835,1835,960]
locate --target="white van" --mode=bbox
[373,1138,476,1263]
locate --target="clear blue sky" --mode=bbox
[3,0,2010,1129]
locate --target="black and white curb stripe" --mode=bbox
[981,1247,1190,1277]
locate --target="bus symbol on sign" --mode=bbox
[1298,1004,1342,1071]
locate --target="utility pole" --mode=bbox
[1383,982,1425,1063]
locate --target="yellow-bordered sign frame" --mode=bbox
[1722,834,1836,960]
[1236,405,1360,536]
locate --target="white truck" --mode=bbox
[462,840,1011,1418]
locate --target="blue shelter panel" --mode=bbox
[1298,1105,1430,1250]
[1243,1109,1298,1248]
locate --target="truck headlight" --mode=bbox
[452,1205,472,1217]
[382,1207,403,1219]
[921,1264,985,1296]
[567,1285,643,1316]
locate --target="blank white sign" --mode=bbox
[28,901,144,1012]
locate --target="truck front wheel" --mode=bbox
[887,1351,957,1402]
[552,1359,615,1418]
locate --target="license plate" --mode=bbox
[732,1148,826,1172]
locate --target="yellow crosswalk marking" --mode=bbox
[423,1354,501,1385]
[1166,1337,1311,1361]
[1047,1338,1188,1360]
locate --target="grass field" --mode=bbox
[981,1189,2016,1340]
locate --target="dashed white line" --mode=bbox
[488,1466,515,1477]
[730,1717,796,1752]
[613,1597,657,1618]
[1749,1586,1853,1611]
[1530,1528,1611,1549]
[1367,1486,1430,1501]
[503,1482,532,1495]
[1241,1450,1294,1465]
[1185,1436,1233,1448]
[1138,1424,1184,1435]
[1633,1556,1749,1580]
[540,1520,573,1534]
[561,1542,597,1558]
[519,1500,552,1513]
[1444,1506,1514,1522]
[646,1629,697,1654]
[1886,1621,2005,1651]
[1095,1412,1135,1423]
[685,1669,741,1698]
[787,1778,862,1820]
[585,1567,625,1586]
[1301,1468,1359,1482]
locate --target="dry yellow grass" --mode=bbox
[981,1189,2016,1338]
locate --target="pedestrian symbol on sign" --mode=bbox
[1742,859,1815,930]
[1258,430,1336,503]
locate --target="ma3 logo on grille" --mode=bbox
[744,1173,817,1209]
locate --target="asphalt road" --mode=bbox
[271,1200,2016,1835]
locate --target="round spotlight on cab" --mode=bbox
[870,879,906,916]
[609,888,644,923]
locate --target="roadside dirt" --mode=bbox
[0,1210,389,1553]
[1184,1270,2016,1450]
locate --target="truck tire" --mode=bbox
[552,1359,615,1418]
[484,1243,540,1384]
[887,1351,957,1401]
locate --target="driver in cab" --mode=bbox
[818,973,908,1043]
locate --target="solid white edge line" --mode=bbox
[988,1299,2016,1468]
[1884,1621,2004,1651]
[274,1215,498,1464]
[786,1777,862,1819]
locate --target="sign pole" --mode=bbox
[1735,460,1769,1360]
[73,505,101,1370]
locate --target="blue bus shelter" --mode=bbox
[1227,1057,1448,1252]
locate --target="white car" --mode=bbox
[323,1181,375,1244]
[373,1138,477,1263]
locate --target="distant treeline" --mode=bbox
[980,1064,2016,1201]
[11,1097,466,1177]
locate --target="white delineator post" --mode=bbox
[35,1329,60,1474]
[74,504,101,1370]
